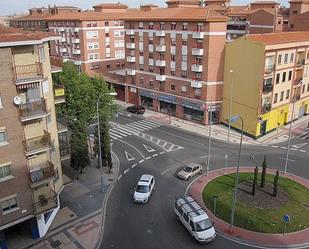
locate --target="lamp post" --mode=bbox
[97,92,117,192]
[206,102,214,176]
[227,70,234,142]
[229,115,244,232]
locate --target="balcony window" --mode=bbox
[171,70,176,76]
[149,65,154,72]
[182,23,188,31]
[182,40,187,46]
[171,39,176,46]
[149,22,153,29]
[171,55,175,61]
[149,53,153,59]
[38,46,45,61]
[139,22,143,29]
[160,22,165,30]
[284,54,288,63]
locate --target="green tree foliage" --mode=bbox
[260,155,267,188]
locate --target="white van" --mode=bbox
[174,196,216,243]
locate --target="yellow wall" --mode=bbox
[260,104,289,133]
[222,37,266,137]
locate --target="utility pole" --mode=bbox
[227,70,234,142]
[206,102,213,176]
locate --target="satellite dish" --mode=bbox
[13,96,22,105]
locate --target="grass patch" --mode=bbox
[203,173,309,233]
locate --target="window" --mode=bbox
[106,64,111,69]
[139,21,143,29]
[273,93,278,103]
[88,53,99,61]
[38,46,45,61]
[195,89,201,96]
[302,84,305,93]
[182,55,187,62]
[140,78,144,84]
[284,54,288,63]
[171,55,175,61]
[280,91,284,101]
[282,72,286,82]
[290,53,294,62]
[171,70,176,76]
[182,40,187,46]
[182,22,188,31]
[288,71,292,81]
[139,51,143,57]
[105,21,109,26]
[86,31,98,39]
[292,10,298,14]
[181,86,187,92]
[276,73,280,84]
[0,130,7,144]
[278,20,282,24]
[171,39,176,46]
[149,53,153,59]
[171,23,176,30]
[1,196,18,214]
[181,70,187,78]
[105,33,109,37]
[264,78,272,86]
[171,84,176,91]
[139,64,144,70]
[0,163,11,180]
[286,89,290,99]
[278,54,282,64]
[149,65,154,72]
[149,22,153,29]
[149,80,154,86]
[87,42,99,50]
[283,20,288,24]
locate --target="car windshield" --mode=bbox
[136,185,149,193]
[195,219,213,232]
[184,166,193,172]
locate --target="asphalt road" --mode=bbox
[100,111,309,249]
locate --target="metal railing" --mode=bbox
[263,84,273,93]
[19,98,47,120]
[33,191,58,214]
[29,161,56,186]
[14,63,43,83]
[23,131,50,155]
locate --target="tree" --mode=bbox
[273,170,279,197]
[252,166,258,196]
[260,155,267,188]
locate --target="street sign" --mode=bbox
[283,214,290,222]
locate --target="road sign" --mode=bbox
[283,214,290,222]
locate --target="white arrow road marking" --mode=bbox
[143,144,156,153]
[292,143,308,149]
[125,151,135,161]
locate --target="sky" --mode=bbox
[0,0,289,16]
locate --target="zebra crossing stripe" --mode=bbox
[109,131,123,138]
[125,123,145,131]
[110,129,128,137]
[111,127,132,136]
[142,119,162,126]
[133,122,157,130]
[136,120,160,128]
[115,126,136,135]
[120,125,141,134]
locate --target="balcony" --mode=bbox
[23,131,51,156]
[126,69,136,76]
[29,162,56,188]
[60,144,70,161]
[155,30,165,37]
[293,77,303,86]
[72,38,80,43]
[192,48,204,56]
[191,64,203,72]
[73,49,81,55]
[54,86,65,104]
[156,74,166,81]
[126,42,135,49]
[14,63,43,84]
[60,37,66,42]
[296,59,305,69]
[191,80,203,88]
[264,64,275,74]
[155,60,166,67]
[59,27,65,32]
[60,48,67,53]
[262,84,273,93]
[156,45,166,52]
[261,103,271,114]
[227,20,248,25]
[126,56,136,63]
[19,98,48,122]
[192,31,204,39]
[56,115,68,133]
[227,29,247,35]
[74,27,79,32]
[33,190,58,215]
[126,29,135,35]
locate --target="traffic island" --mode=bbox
[187,167,309,248]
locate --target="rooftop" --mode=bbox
[0,27,59,46]
[246,31,309,45]
[250,1,279,4]
[93,2,128,9]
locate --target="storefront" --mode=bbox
[207,104,221,124]
[140,89,156,109]
[158,94,177,115]
[181,100,205,122]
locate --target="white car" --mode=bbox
[177,163,203,181]
[133,174,155,203]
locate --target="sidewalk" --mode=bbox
[14,153,119,249]
[116,101,309,145]
[187,167,309,248]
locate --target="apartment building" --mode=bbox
[46,5,128,76]
[222,32,309,139]
[122,7,227,124]
[289,0,309,31]
[0,27,63,247]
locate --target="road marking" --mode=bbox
[290,148,297,151]
[125,151,135,161]
[143,144,156,153]
[152,154,158,157]
[271,145,278,148]
[280,147,287,149]
[261,144,268,147]
[118,140,146,159]
[292,143,308,149]
[131,163,137,168]
[138,159,144,164]
[124,168,130,175]
[279,157,295,162]
[146,156,151,160]
[159,151,165,155]
[161,168,171,175]
[117,174,122,181]
[299,149,306,152]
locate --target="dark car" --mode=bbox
[126,105,145,114]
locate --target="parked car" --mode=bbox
[133,174,155,203]
[177,163,203,181]
[126,105,145,114]
[175,195,216,243]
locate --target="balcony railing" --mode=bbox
[29,162,56,187]
[191,64,203,72]
[296,59,305,69]
[191,80,203,88]
[192,30,204,39]
[263,84,273,93]
[33,190,58,215]
[192,48,204,56]
[264,64,275,74]
[293,78,303,86]
[261,103,271,113]
[14,63,43,84]
[19,98,47,122]
[23,131,51,156]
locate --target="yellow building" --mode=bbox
[222,32,309,139]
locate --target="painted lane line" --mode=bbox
[161,168,171,175]
[138,159,144,164]
[159,151,165,155]
[280,147,287,149]
[118,140,146,159]
[124,168,130,175]
[271,145,278,148]
[146,156,151,160]
[119,125,140,134]
[152,154,158,157]
[290,148,297,151]
[117,174,122,181]
[299,149,306,152]
[131,163,137,168]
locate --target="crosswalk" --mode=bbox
[296,127,309,140]
[109,119,161,141]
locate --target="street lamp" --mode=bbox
[97,92,117,192]
[227,70,234,142]
[229,115,244,232]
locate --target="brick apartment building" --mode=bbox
[121,7,227,124]
[0,27,64,247]
[222,32,309,138]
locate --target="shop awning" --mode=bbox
[181,100,204,111]
[139,89,157,99]
[158,94,177,104]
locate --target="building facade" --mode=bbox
[122,7,227,124]
[0,27,64,247]
[222,32,309,138]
